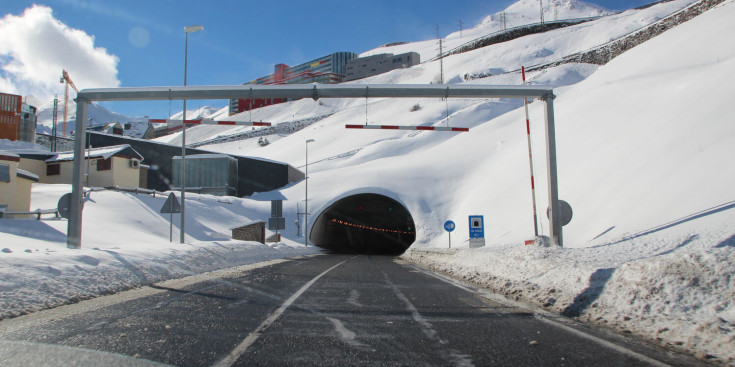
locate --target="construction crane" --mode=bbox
[59,70,79,137]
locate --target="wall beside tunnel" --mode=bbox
[309,193,415,255]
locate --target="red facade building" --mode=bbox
[0,93,22,141]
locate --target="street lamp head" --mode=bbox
[184,25,204,33]
[306,139,315,144]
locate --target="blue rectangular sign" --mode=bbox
[469,215,484,238]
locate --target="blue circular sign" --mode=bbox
[444,220,456,232]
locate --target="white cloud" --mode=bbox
[0,5,120,104]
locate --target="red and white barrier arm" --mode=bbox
[345,124,468,132]
[149,119,271,127]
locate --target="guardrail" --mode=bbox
[0,208,60,220]
[104,186,168,197]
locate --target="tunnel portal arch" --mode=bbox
[310,193,415,255]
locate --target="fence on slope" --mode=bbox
[425,16,609,63]
[463,0,726,81]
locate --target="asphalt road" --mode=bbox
[0,254,704,366]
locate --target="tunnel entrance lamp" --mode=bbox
[304,139,315,246]
[180,24,204,244]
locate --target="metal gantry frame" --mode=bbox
[68,84,563,248]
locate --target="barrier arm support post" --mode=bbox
[68,97,89,249]
[542,92,563,247]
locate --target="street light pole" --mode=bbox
[304,139,315,246]
[181,24,203,244]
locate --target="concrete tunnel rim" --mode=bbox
[308,187,418,244]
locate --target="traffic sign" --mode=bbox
[160,192,181,242]
[271,200,283,218]
[444,220,456,232]
[160,192,181,214]
[469,215,484,238]
[268,217,286,230]
[547,200,573,226]
[57,193,73,219]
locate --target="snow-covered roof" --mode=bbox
[172,153,236,160]
[16,168,39,182]
[229,220,266,230]
[0,151,20,161]
[47,144,144,163]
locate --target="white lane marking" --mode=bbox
[346,289,363,307]
[212,256,357,367]
[533,315,671,367]
[326,317,368,348]
[382,271,475,367]
[404,262,671,367]
[0,258,294,335]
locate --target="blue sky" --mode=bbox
[3,0,655,118]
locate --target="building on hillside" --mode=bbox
[123,122,155,139]
[229,52,358,115]
[172,154,238,196]
[0,151,39,216]
[344,52,421,81]
[88,132,304,197]
[0,92,38,143]
[15,144,145,189]
[35,133,75,152]
[88,122,124,136]
[20,103,38,142]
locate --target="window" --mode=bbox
[97,158,112,171]
[0,164,9,182]
[47,164,60,176]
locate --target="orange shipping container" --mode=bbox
[0,92,22,141]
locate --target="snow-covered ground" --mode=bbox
[0,184,320,319]
[2,0,734,364]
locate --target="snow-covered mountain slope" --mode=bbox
[168,105,224,121]
[34,99,144,136]
[178,0,734,249]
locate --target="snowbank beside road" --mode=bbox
[403,207,735,365]
[0,185,321,320]
[0,238,319,320]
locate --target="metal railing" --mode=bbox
[0,208,60,220]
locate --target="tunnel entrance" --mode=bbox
[310,194,416,255]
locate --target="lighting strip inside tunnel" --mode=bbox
[331,219,414,235]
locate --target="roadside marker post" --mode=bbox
[522,66,540,238]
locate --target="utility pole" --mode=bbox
[436,25,444,84]
[51,96,58,152]
[458,20,463,37]
[539,0,545,25]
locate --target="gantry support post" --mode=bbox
[68,97,89,248]
[542,92,563,247]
